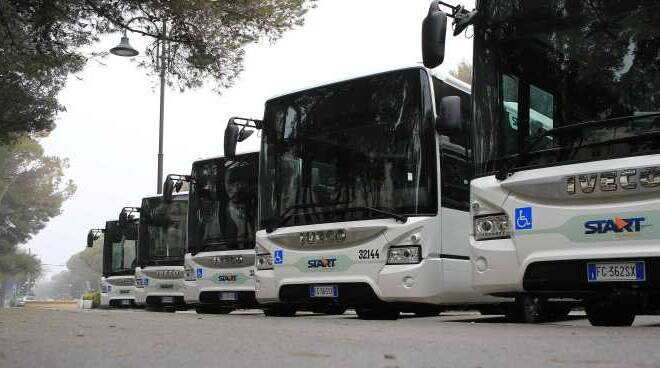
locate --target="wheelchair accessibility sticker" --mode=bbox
[515,207,533,230]
[274,249,284,265]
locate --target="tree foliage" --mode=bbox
[0,0,316,141]
[449,61,472,84]
[33,235,102,299]
[0,137,76,252]
[0,250,41,306]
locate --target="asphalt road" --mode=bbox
[2,308,660,368]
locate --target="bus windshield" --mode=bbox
[103,220,138,276]
[188,154,258,254]
[138,196,188,266]
[259,68,437,229]
[472,0,660,176]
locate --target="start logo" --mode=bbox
[218,274,238,282]
[307,257,337,269]
[584,217,646,234]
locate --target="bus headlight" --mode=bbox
[135,278,145,288]
[387,245,421,265]
[184,264,196,281]
[474,213,510,241]
[256,253,273,270]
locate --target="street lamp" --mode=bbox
[109,33,138,57]
[110,21,168,194]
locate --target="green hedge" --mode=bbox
[82,290,101,308]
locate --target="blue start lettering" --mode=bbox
[584,217,645,234]
[218,275,237,282]
[307,258,337,269]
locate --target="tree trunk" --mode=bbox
[0,279,8,308]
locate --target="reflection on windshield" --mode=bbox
[138,197,187,264]
[111,239,136,273]
[259,68,437,229]
[473,0,660,175]
[103,220,138,275]
[188,155,258,253]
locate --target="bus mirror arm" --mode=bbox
[163,174,192,203]
[422,1,477,68]
[224,117,263,159]
[437,96,462,136]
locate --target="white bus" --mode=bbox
[133,194,189,311]
[227,67,505,319]
[99,219,138,307]
[172,154,260,314]
[422,0,660,325]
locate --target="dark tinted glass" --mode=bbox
[432,77,472,211]
[259,68,437,229]
[473,0,660,176]
[102,220,138,276]
[188,154,258,254]
[137,196,188,266]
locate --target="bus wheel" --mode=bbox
[264,305,297,317]
[585,302,635,327]
[196,307,232,315]
[356,306,400,320]
[546,304,572,321]
[323,305,347,315]
[505,295,547,323]
[414,305,442,317]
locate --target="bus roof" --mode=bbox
[265,65,471,102]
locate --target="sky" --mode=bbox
[25,0,475,279]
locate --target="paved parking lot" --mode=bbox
[1,307,660,368]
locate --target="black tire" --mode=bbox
[505,295,548,323]
[585,302,635,327]
[264,305,297,317]
[195,306,232,315]
[477,305,504,316]
[323,305,347,315]
[356,306,400,320]
[414,305,442,317]
[546,304,572,321]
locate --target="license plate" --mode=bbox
[161,296,174,304]
[120,290,130,294]
[587,261,645,282]
[121,299,130,306]
[219,292,237,301]
[160,284,174,289]
[310,285,338,298]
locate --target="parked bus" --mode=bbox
[133,194,189,311]
[422,0,660,325]
[172,154,260,314]
[226,67,505,319]
[99,218,139,307]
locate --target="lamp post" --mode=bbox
[110,21,167,194]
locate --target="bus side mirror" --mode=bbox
[422,1,448,68]
[437,96,462,135]
[224,119,240,159]
[119,210,129,225]
[163,176,175,203]
[86,231,95,248]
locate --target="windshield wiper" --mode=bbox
[496,112,660,180]
[344,206,408,224]
[195,236,250,254]
[266,203,408,233]
[265,202,346,233]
